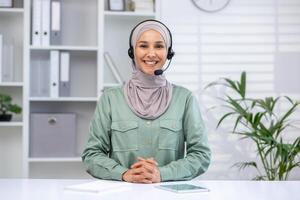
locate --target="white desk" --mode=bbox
[0,179,299,200]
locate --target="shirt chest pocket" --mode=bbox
[111,121,138,151]
[159,119,182,150]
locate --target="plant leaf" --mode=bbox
[253,176,266,180]
[232,161,258,171]
[216,112,236,128]
[239,71,246,99]
[227,96,248,116]
[233,115,243,132]
[224,78,239,94]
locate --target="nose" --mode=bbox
[147,48,156,58]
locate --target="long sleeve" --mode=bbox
[158,94,211,181]
[82,91,128,180]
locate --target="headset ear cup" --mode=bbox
[128,48,134,59]
[167,49,175,60]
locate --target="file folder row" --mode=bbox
[32,0,61,46]
[50,50,70,98]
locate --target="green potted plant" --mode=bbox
[0,93,22,121]
[206,71,300,180]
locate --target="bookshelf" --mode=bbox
[1,0,158,178]
[24,0,99,179]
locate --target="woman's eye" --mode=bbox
[155,45,165,49]
[139,44,148,48]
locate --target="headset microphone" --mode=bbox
[154,69,163,76]
[154,57,173,76]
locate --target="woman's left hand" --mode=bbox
[130,157,161,183]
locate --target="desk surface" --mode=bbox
[0,179,299,200]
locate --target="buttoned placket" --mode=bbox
[144,120,152,145]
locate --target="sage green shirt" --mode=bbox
[82,85,211,181]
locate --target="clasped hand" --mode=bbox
[122,157,161,184]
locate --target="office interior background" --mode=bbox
[0,0,299,180]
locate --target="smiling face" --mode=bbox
[134,30,168,75]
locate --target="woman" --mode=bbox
[82,20,211,183]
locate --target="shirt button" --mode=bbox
[146,121,151,125]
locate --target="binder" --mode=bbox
[41,0,51,46]
[40,56,50,96]
[0,34,2,83]
[30,58,41,96]
[50,50,59,98]
[32,0,42,46]
[59,52,70,97]
[50,0,61,45]
[2,42,14,82]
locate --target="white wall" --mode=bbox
[159,0,300,180]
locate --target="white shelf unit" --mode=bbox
[23,0,100,179]
[1,0,158,179]
[0,0,25,178]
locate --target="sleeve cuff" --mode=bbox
[158,166,173,182]
[110,165,128,181]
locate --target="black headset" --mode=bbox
[128,19,175,60]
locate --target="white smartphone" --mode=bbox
[155,183,210,193]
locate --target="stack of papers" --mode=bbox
[64,180,132,194]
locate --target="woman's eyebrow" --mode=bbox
[137,40,164,43]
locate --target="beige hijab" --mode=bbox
[123,20,173,119]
